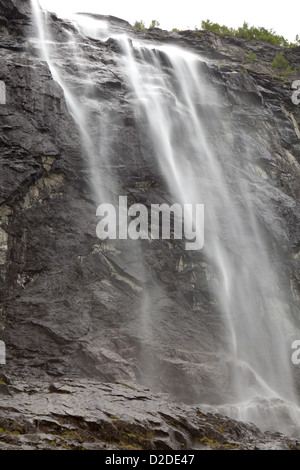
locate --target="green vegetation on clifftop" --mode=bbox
[200,20,299,48]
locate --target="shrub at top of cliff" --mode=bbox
[200,20,300,48]
[133,20,146,31]
[133,19,160,31]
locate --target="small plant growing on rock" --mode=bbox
[290,34,300,47]
[271,53,290,70]
[133,20,146,31]
[245,50,258,63]
[270,53,295,75]
[149,20,160,29]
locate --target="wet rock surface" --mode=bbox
[0,375,299,450]
[0,0,299,449]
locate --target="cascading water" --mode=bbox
[30,0,165,381]
[30,1,300,437]
[117,39,300,435]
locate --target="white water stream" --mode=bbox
[31,1,300,436]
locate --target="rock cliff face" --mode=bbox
[0,0,300,449]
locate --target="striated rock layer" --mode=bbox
[0,0,299,449]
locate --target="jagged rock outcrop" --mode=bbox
[0,0,299,449]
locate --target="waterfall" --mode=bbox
[30,1,300,437]
[117,38,300,435]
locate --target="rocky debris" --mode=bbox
[0,375,299,450]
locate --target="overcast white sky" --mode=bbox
[38,0,299,42]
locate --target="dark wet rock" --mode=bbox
[0,0,31,38]
[0,377,299,450]
[0,1,299,385]
[0,0,299,450]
